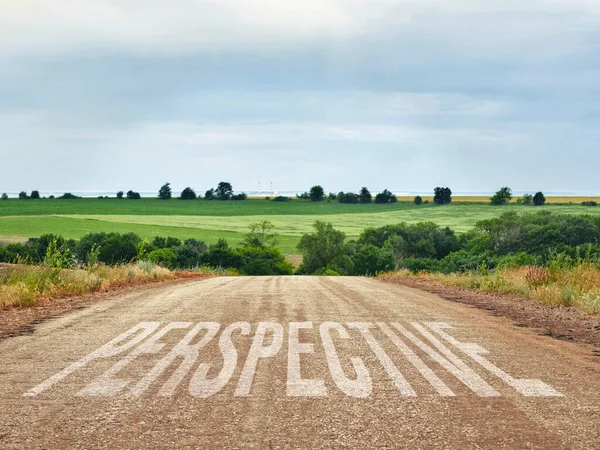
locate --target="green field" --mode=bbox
[2,199,600,254]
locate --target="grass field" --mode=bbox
[2,198,600,254]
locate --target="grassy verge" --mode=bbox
[0,263,219,308]
[379,265,600,315]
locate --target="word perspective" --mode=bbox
[24,321,562,398]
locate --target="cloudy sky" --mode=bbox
[1,0,599,195]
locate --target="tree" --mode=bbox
[204,188,215,200]
[359,187,372,204]
[158,183,172,200]
[116,191,124,199]
[1,193,7,200]
[18,191,28,199]
[414,195,423,205]
[338,192,359,204]
[521,194,533,205]
[126,190,141,200]
[533,192,546,206]
[433,187,452,205]
[309,185,325,202]
[490,187,512,205]
[241,221,278,248]
[179,187,197,200]
[297,221,353,274]
[30,190,40,199]
[216,182,234,200]
[374,189,397,204]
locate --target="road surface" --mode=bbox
[0,276,598,449]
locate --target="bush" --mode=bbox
[126,190,141,200]
[76,232,141,265]
[359,187,372,204]
[204,188,215,200]
[116,191,124,199]
[231,193,247,201]
[147,248,177,268]
[533,192,546,206]
[30,190,40,199]
[296,192,310,200]
[179,187,197,200]
[1,193,7,200]
[522,194,533,205]
[158,183,172,200]
[59,192,80,199]
[272,196,290,202]
[18,191,28,199]
[490,187,512,205]
[237,246,293,275]
[203,239,241,268]
[338,192,359,204]
[175,239,209,268]
[433,187,452,205]
[352,244,395,276]
[582,201,597,207]
[374,189,397,204]
[297,221,353,275]
[414,195,423,205]
[399,257,441,273]
[309,185,325,202]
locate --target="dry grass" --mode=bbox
[379,264,600,315]
[0,262,217,308]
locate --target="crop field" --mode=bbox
[2,198,600,254]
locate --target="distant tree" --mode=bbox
[521,194,533,205]
[490,187,512,205]
[216,182,234,200]
[338,192,359,204]
[375,189,397,204]
[296,192,310,200]
[1,193,8,200]
[116,191,124,199]
[433,187,452,205]
[204,188,215,200]
[126,190,141,200]
[582,201,598,207]
[48,195,55,199]
[30,190,40,199]
[297,221,353,275]
[272,196,290,202]
[18,191,28,199]
[158,183,172,200]
[327,192,338,202]
[231,192,247,201]
[533,192,546,206]
[309,185,325,202]
[59,192,80,199]
[179,187,197,200]
[414,195,423,205]
[241,221,279,248]
[359,187,372,204]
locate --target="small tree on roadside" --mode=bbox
[116,191,124,199]
[179,187,197,200]
[433,187,452,205]
[533,192,546,206]
[309,185,325,202]
[158,183,172,200]
[216,182,234,200]
[490,187,512,205]
[359,187,372,204]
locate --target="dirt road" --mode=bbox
[1,276,598,449]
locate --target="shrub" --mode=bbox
[490,187,512,205]
[297,221,353,275]
[296,192,310,200]
[126,190,141,200]
[374,189,397,204]
[18,191,28,199]
[352,244,395,276]
[116,191,124,199]
[204,239,241,268]
[1,193,7,200]
[414,195,423,205]
[522,194,533,205]
[433,187,452,205]
[338,192,359,204]
[533,192,546,206]
[146,248,177,268]
[309,185,325,202]
[400,257,441,273]
[231,193,247,201]
[272,196,290,202]
[204,188,215,200]
[242,221,278,248]
[30,190,40,199]
[175,239,209,268]
[158,183,172,200]
[59,192,80,199]
[359,187,372,204]
[582,201,597,207]
[237,246,294,275]
[179,187,197,200]
[76,232,141,265]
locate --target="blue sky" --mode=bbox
[1,0,599,194]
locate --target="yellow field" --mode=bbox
[414,196,600,204]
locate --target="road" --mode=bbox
[0,276,598,449]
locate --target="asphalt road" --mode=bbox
[1,276,598,449]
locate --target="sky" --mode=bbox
[1,0,599,195]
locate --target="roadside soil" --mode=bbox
[380,276,600,351]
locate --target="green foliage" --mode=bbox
[490,187,512,205]
[375,189,397,204]
[174,239,208,268]
[359,187,372,204]
[1,193,7,200]
[147,248,177,268]
[296,192,310,200]
[204,188,215,200]
[272,196,290,202]
[126,190,141,200]
[59,192,80,199]
[338,192,359,204]
[116,191,124,199]
[179,187,197,200]
[158,183,172,200]
[44,238,73,269]
[242,221,278,248]
[297,221,353,275]
[231,193,247,201]
[533,192,546,206]
[216,182,234,200]
[236,246,293,275]
[414,196,423,205]
[433,187,452,205]
[19,191,28,199]
[204,238,241,268]
[76,232,141,265]
[30,190,40,199]
[582,201,597,207]
[352,243,395,275]
[309,185,325,202]
[522,194,533,205]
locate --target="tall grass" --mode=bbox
[0,262,216,308]
[379,263,600,315]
